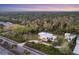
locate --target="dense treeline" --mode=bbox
[0,12,79,34]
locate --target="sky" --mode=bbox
[0,4,79,12]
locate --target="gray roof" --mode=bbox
[38,32,53,38]
[0,22,13,26]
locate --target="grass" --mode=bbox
[25,42,63,55]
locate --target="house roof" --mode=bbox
[38,32,53,38]
[0,22,13,26]
[0,22,5,25]
[5,22,13,26]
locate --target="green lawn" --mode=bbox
[25,42,63,55]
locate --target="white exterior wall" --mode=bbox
[73,44,79,54]
[73,36,79,54]
[65,33,76,42]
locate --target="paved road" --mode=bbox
[0,46,14,55]
[0,36,46,55]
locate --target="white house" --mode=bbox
[65,33,76,42]
[38,32,57,42]
[0,22,13,27]
[4,22,13,26]
[0,22,5,26]
[73,36,79,54]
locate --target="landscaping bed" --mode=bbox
[25,42,63,55]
